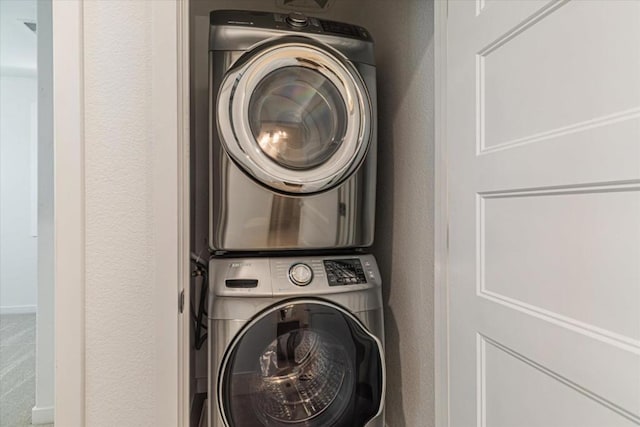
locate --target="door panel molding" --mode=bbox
[477,107,640,155]
[475,181,640,351]
[478,334,640,426]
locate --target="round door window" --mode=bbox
[248,66,348,170]
[219,301,384,427]
[216,37,372,194]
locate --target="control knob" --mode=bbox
[289,263,313,286]
[286,12,308,28]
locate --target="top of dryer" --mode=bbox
[209,9,375,65]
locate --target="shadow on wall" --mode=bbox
[382,308,407,426]
[362,1,436,426]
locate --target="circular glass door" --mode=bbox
[248,66,348,170]
[217,37,372,194]
[218,300,384,427]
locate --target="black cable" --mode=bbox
[190,302,207,330]
[190,254,209,350]
[194,270,208,350]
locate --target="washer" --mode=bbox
[208,254,385,427]
[209,10,377,253]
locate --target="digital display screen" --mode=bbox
[323,259,367,286]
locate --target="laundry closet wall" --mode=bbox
[190,1,435,426]
[342,3,436,425]
[83,2,155,425]
[352,3,436,426]
[81,1,179,425]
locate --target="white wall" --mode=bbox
[354,2,436,426]
[82,1,181,426]
[0,73,38,313]
[0,0,37,72]
[0,0,38,317]
[83,1,156,425]
[0,0,55,421]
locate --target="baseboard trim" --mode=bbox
[0,305,37,314]
[32,405,54,424]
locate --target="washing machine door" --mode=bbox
[218,300,384,427]
[217,36,373,194]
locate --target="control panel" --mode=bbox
[270,255,380,295]
[210,255,381,297]
[210,10,372,42]
[324,259,367,286]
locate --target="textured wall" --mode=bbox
[83,1,155,425]
[343,2,436,426]
[376,4,436,425]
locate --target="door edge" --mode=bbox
[434,1,450,427]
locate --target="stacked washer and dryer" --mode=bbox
[206,10,385,427]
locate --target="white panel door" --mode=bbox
[446,1,640,426]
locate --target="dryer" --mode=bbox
[208,254,385,426]
[209,10,377,253]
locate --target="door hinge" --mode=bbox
[179,289,185,314]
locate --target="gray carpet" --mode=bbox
[0,314,53,427]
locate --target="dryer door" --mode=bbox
[218,300,384,427]
[217,36,372,194]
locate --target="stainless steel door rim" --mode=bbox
[217,36,372,194]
